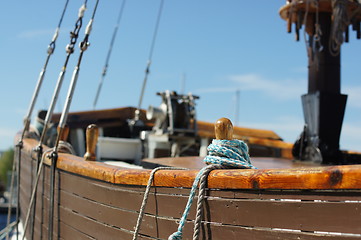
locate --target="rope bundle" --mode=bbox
[204,139,255,169]
[168,139,255,240]
[132,118,256,240]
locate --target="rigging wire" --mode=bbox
[49,2,100,239]
[134,0,165,122]
[21,2,88,239]
[93,0,127,109]
[5,0,70,239]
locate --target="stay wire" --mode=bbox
[135,0,165,119]
[56,0,99,147]
[5,1,71,239]
[22,0,70,137]
[93,0,127,109]
[47,2,99,240]
[21,1,88,239]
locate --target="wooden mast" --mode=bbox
[279,0,361,164]
[304,11,347,164]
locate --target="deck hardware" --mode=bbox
[84,124,99,161]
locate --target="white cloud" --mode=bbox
[17,29,54,39]
[196,73,305,100]
[229,74,305,100]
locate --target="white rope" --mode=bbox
[132,167,187,240]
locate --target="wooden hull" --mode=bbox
[18,138,361,240]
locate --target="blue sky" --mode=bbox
[0,0,361,152]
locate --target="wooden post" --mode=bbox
[84,124,99,161]
[215,118,233,140]
[303,12,347,164]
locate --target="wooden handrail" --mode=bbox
[19,137,361,190]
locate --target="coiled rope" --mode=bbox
[169,139,255,240]
[132,136,255,240]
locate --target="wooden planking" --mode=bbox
[51,186,361,239]
[16,149,361,239]
[59,221,96,240]
[52,186,361,239]
[59,206,139,240]
[205,197,361,234]
[202,224,361,240]
[57,170,361,234]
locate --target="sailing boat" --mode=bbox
[4,0,361,239]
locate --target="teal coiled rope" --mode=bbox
[168,139,256,240]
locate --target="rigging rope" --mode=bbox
[21,148,52,240]
[134,0,165,121]
[169,139,255,240]
[93,0,127,109]
[22,0,70,137]
[132,167,187,240]
[132,139,255,240]
[47,2,99,239]
[5,1,71,239]
[21,2,88,239]
[55,0,99,151]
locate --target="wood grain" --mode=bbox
[18,153,361,239]
[19,138,361,190]
[84,124,98,161]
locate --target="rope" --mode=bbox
[169,139,255,240]
[204,139,255,169]
[192,164,225,240]
[38,0,87,149]
[55,0,100,148]
[132,167,187,240]
[22,0,70,136]
[0,221,17,239]
[5,145,18,240]
[57,141,76,154]
[93,0,127,109]
[21,148,52,240]
[131,139,254,239]
[5,1,70,237]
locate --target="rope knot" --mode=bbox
[168,231,182,240]
[204,139,255,169]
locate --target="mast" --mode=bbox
[279,0,361,164]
